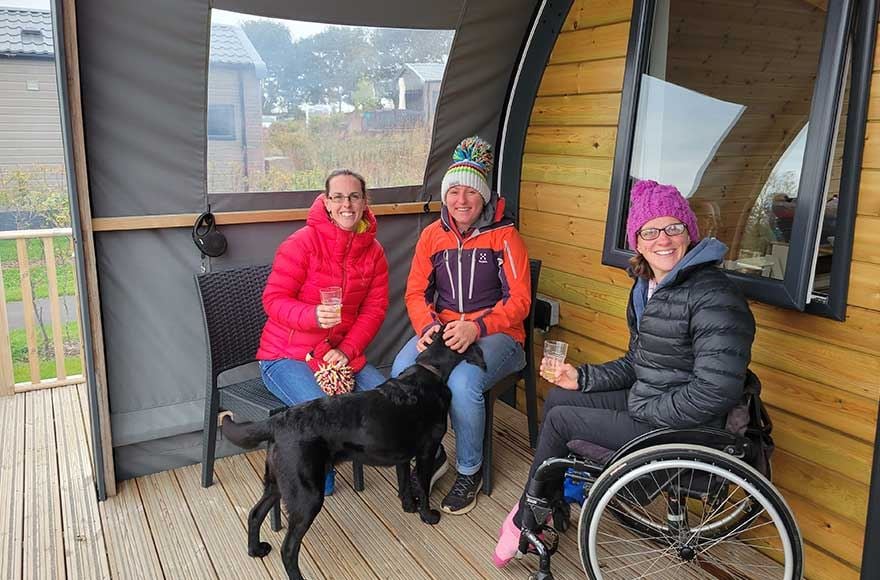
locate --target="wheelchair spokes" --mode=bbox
[579,445,802,580]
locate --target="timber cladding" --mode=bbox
[518,0,880,578]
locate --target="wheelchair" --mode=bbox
[514,425,804,579]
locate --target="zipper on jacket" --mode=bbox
[338,233,354,334]
[444,250,456,300]
[504,240,518,279]
[456,240,465,312]
[468,249,476,300]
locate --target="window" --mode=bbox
[206,10,454,194]
[604,0,875,318]
[207,104,236,140]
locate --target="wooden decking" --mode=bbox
[1,384,590,579]
[1,384,784,579]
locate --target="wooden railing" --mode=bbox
[0,228,84,396]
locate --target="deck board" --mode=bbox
[213,453,325,580]
[52,387,111,579]
[137,470,216,579]
[175,463,274,580]
[5,383,787,579]
[244,451,381,580]
[23,389,65,579]
[319,468,435,580]
[0,393,26,580]
[99,479,164,580]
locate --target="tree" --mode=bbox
[241,20,295,113]
[352,78,380,111]
[281,27,379,106]
[0,166,70,229]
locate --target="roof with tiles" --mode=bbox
[404,62,446,83]
[0,8,266,75]
[0,8,53,57]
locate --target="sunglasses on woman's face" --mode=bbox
[637,222,687,241]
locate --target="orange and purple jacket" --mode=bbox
[404,197,531,344]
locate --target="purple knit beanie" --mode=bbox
[626,180,700,250]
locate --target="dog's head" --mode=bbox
[415,325,487,382]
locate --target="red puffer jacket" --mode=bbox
[256,195,389,372]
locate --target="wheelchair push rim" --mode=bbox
[579,444,803,580]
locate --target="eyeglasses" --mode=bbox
[637,222,687,241]
[326,192,365,204]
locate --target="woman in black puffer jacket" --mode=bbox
[492,180,756,567]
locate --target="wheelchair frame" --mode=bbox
[515,427,804,580]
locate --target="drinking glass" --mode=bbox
[320,286,343,322]
[541,340,569,382]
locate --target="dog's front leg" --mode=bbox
[414,452,441,524]
[396,462,418,513]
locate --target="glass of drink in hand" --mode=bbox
[320,287,343,322]
[542,340,569,382]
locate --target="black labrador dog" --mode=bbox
[221,328,485,580]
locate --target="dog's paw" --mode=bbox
[401,494,418,513]
[248,542,272,558]
[420,509,441,525]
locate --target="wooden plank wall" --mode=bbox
[517,0,880,578]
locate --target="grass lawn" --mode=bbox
[13,356,82,384]
[0,238,76,302]
[9,320,81,382]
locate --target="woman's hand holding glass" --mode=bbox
[316,304,342,328]
[539,357,579,390]
[317,287,343,328]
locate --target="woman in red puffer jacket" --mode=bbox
[257,169,389,412]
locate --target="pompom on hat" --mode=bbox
[626,180,700,250]
[441,136,494,204]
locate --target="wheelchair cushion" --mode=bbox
[567,440,614,465]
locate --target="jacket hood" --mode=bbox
[657,237,728,289]
[632,237,728,325]
[306,193,377,238]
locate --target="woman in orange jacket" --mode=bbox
[391,137,531,515]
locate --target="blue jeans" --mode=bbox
[259,358,386,406]
[391,333,526,476]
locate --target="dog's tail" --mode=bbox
[221,415,273,448]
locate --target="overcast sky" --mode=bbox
[212,9,327,41]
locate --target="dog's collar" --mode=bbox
[416,361,443,378]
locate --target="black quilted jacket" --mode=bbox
[578,241,756,428]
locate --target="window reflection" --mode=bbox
[627,0,846,283]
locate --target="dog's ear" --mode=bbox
[463,343,487,371]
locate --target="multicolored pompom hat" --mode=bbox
[441,136,494,204]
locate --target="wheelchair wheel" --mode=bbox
[578,444,802,580]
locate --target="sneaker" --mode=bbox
[409,446,450,499]
[324,468,336,496]
[441,471,482,515]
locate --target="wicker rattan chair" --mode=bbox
[481,258,541,495]
[196,264,366,509]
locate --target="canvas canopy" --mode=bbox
[75,0,545,477]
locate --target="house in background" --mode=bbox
[0,8,63,174]
[0,9,267,195]
[206,23,266,192]
[398,62,445,127]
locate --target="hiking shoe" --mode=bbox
[409,446,450,499]
[441,471,482,515]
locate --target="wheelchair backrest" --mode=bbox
[603,370,775,480]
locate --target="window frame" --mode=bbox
[602,0,878,320]
[207,103,236,141]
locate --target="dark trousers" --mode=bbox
[516,387,655,526]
